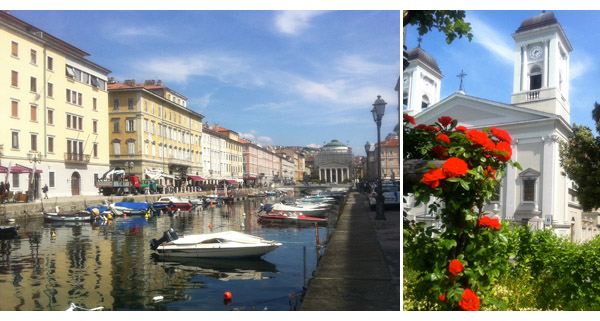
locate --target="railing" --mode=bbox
[64,153,90,164]
[527,90,540,101]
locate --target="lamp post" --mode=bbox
[126,161,134,195]
[372,95,386,220]
[28,152,43,202]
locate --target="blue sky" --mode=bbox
[404,10,600,134]
[10,9,400,156]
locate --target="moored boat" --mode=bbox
[42,208,93,223]
[111,202,152,216]
[149,229,282,258]
[0,225,19,239]
[153,196,194,212]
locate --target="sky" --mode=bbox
[8,9,400,156]
[404,10,600,135]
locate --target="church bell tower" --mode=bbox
[511,11,572,123]
[403,42,443,116]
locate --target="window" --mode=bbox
[30,77,37,92]
[530,66,542,90]
[11,101,18,118]
[126,118,136,132]
[11,41,18,57]
[127,139,136,155]
[11,131,19,149]
[66,89,83,106]
[30,134,37,152]
[49,172,55,187]
[47,56,53,71]
[113,99,119,110]
[12,173,19,188]
[47,82,53,98]
[523,179,536,202]
[422,95,430,109]
[128,98,134,110]
[93,120,98,134]
[30,105,37,122]
[48,136,54,153]
[112,118,120,133]
[491,185,501,202]
[93,143,98,158]
[66,65,75,79]
[30,49,37,64]
[47,109,54,125]
[92,97,97,111]
[11,70,18,87]
[66,114,83,130]
[112,139,121,155]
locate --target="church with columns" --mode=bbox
[404,11,599,242]
[314,140,354,183]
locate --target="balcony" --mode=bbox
[64,153,90,164]
[167,157,192,166]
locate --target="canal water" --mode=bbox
[0,196,339,311]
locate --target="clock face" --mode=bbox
[529,45,543,59]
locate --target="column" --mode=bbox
[542,135,558,224]
[521,45,528,91]
[505,140,518,221]
[543,40,549,88]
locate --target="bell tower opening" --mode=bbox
[529,66,542,90]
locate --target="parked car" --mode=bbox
[369,183,399,210]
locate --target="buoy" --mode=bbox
[209,222,213,230]
[223,291,232,300]
[51,231,56,238]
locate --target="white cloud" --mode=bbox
[306,143,321,148]
[467,15,513,64]
[257,136,274,145]
[335,54,392,76]
[274,11,326,35]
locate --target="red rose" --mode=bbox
[456,126,467,133]
[491,127,512,144]
[478,216,501,230]
[448,259,464,276]
[466,129,491,147]
[432,145,448,159]
[439,293,446,301]
[493,141,512,162]
[459,289,480,311]
[442,157,469,178]
[403,114,416,125]
[415,124,427,130]
[424,125,437,132]
[436,133,450,145]
[422,168,446,188]
[438,116,453,127]
[484,165,496,179]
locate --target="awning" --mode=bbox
[0,166,7,173]
[188,176,205,181]
[227,180,239,184]
[6,165,42,174]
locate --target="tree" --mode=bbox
[403,10,473,44]
[559,102,600,212]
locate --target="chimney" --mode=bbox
[108,77,116,84]
[157,79,163,86]
[144,80,155,86]
[124,79,136,86]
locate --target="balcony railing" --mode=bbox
[64,153,90,164]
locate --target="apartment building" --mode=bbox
[1,11,111,198]
[214,125,244,184]
[107,79,204,189]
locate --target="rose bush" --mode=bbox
[403,114,521,310]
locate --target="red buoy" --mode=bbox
[224,291,232,300]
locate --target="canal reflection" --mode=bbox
[0,196,338,311]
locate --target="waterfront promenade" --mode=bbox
[301,191,400,311]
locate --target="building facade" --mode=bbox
[314,140,354,183]
[1,11,111,198]
[107,79,204,190]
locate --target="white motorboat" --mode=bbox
[149,229,282,258]
[269,202,330,217]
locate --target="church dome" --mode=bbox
[323,140,347,149]
[406,46,442,76]
[515,11,558,33]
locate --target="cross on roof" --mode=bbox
[417,36,423,48]
[457,69,467,93]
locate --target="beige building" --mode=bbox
[1,11,111,198]
[107,79,204,191]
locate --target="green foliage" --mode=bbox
[560,102,600,211]
[403,10,473,44]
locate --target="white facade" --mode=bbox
[403,46,443,116]
[405,12,591,242]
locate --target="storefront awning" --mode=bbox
[4,165,42,174]
[188,176,205,181]
[227,180,239,184]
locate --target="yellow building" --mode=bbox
[107,79,204,191]
[1,11,111,198]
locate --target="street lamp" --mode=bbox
[27,152,43,201]
[371,95,386,220]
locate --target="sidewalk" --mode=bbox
[300,191,400,311]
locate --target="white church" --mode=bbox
[403,11,600,242]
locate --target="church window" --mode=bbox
[421,95,430,109]
[523,178,536,202]
[529,66,542,90]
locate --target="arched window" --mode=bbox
[421,95,430,109]
[529,66,542,90]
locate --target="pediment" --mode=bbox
[414,93,556,128]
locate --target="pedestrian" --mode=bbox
[5,182,9,197]
[0,182,4,203]
[42,184,49,199]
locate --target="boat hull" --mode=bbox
[155,243,280,258]
[43,211,92,222]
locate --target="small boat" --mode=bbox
[42,207,93,223]
[110,202,152,216]
[262,203,329,218]
[257,211,328,225]
[150,229,282,258]
[153,197,194,212]
[0,225,19,239]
